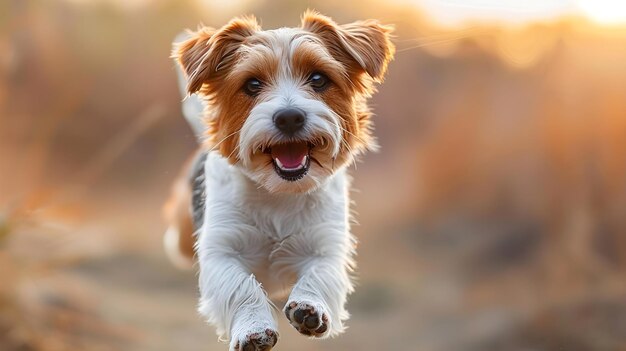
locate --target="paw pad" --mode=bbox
[284,302,329,337]
[234,329,277,351]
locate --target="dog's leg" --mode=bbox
[197,217,278,351]
[281,225,356,339]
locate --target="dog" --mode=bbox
[163,10,394,351]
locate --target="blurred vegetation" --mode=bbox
[2,0,626,350]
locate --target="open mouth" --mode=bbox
[265,141,312,181]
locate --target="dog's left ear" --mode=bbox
[301,10,395,82]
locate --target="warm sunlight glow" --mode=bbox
[404,0,578,27]
[404,0,626,27]
[578,0,626,24]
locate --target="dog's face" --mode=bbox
[174,11,394,193]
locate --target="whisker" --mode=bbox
[225,143,240,161]
[397,30,491,54]
[328,111,370,147]
[322,112,363,171]
[336,124,363,159]
[397,27,483,43]
[329,121,361,171]
[209,129,240,153]
[340,138,355,158]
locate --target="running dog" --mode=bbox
[163,10,394,351]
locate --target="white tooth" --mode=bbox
[301,155,308,167]
[275,158,284,169]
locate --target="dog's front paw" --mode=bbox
[233,329,278,351]
[284,301,329,337]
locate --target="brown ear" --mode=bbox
[301,10,395,82]
[173,16,260,94]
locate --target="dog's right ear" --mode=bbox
[173,16,260,94]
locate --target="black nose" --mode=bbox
[273,108,306,136]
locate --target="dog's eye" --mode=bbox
[244,78,263,96]
[308,73,329,92]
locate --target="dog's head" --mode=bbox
[173,10,394,193]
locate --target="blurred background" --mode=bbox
[2,0,626,350]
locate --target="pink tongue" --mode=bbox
[272,142,308,168]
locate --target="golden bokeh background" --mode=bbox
[2,0,626,350]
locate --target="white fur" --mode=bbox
[196,152,355,348]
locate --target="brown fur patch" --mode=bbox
[206,91,254,163]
